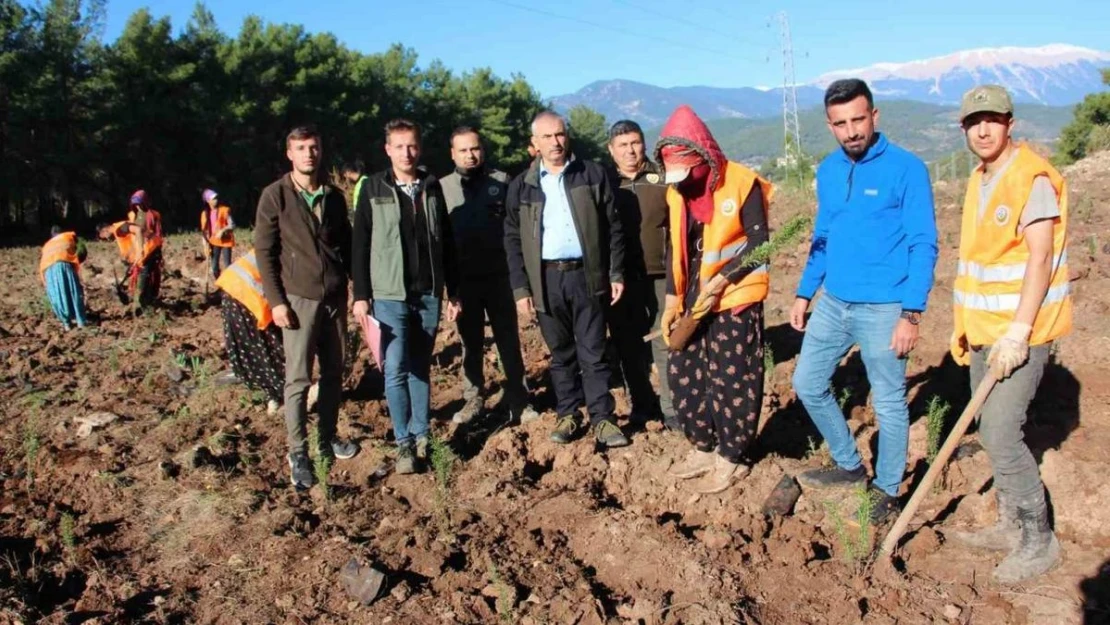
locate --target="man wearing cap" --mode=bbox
[440,126,537,426]
[200,188,235,279]
[790,79,938,523]
[944,85,1070,583]
[605,119,676,429]
[504,110,630,448]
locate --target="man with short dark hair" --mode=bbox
[791,79,938,523]
[352,119,461,474]
[440,126,537,425]
[945,85,1070,582]
[255,124,359,490]
[605,119,676,429]
[505,111,629,448]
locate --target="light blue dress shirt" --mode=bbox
[539,159,584,260]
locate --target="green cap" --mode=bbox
[959,85,1013,122]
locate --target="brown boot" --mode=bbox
[668,448,716,479]
[692,456,749,494]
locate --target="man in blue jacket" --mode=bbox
[790,78,938,523]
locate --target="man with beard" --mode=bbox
[944,85,1069,583]
[504,110,629,448]
[255,124,359,491]
[440,127,537,426]
[791,79,938,523]
[605,119,676,429]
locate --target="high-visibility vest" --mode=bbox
[39,232,80,282]
[215,250,273,330]
[667,160,774,314]
[128,208,163,263]
[110,220,139,264]
[951,143,1071,360]
[201,205,235,248]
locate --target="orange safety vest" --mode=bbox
[668,161,773,314]
[215,250,273,330]
[201,205,235,248]
[39,232,80,283]
[126,208,164,264]
[951,143,1071,363]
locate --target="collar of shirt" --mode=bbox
[395,178,422,201]
[539,154,575,178]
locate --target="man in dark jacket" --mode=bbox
[352,119,461,475]
[254,124,359,491]
[504,110,629,448]
[605,119,677,430]
[441,126,538,426]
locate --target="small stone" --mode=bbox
[390,580,411,603]
[227,554,246,568]
[943,604,962,620]
[153,595,165,606]
[74,412,119,438]
[275,595,294,610]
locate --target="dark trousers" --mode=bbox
[606,276,663,418]
[668,304,764,463]
[457,273,529,410]
[209,245,232,278]
[536,265,615,425]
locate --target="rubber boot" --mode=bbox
[992,503,1061,583]
[949,491,1020,551]
[668,448,716,479]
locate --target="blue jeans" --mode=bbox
[375,294,441,447]
[792,292,909,496]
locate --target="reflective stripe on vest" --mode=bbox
[957,250,1068,283]
[953,282,1070,312]
[228,254,264,296]
[701,240,747,264]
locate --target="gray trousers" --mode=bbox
[650,277,675,418]
[282,292,347,454]
[457,274,529,410]
[970,343,1051,509]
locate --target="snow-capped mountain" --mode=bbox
[815,44,1110,106]
[551,44,1109,126]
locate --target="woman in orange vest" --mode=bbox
[102,189,164,308]
[40,226,88,329]
[946,86,1070,583]
[200,188,235,279]
[654,105,773,494]
[216,249,284,415]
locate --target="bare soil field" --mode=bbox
[2,152,1109,625]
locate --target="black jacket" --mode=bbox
[504,155,624,313]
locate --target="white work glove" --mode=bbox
[988,322,1032,379]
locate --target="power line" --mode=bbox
[605,0,770,59]
[485,0,761,63]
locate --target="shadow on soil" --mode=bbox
[1082,558,1110,625]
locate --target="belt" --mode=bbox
[542,258,584,271]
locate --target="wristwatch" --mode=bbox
[900,310,922,325]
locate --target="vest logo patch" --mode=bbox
[720,199,738,217]
[488,185,501,197]
[646,173,660,184]
[864,189,879,196]
[994,204,1011,226]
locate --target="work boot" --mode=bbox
[992,504,1061,583]
[550,415,580,444]
[948,491,1020,551]
[415,436,429,461]
[452,396,484,424]
[594,419,630,448]
[287,451,315,491]
[514,404,541,425]
[869,486,902,525]
[669,448,716,479]
[395,445,417,475]
[692,456,749,494]
[797,464,868,490]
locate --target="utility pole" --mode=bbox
[777,11,803,185]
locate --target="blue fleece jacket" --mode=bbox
[797,133,938,312]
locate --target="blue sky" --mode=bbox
[101,0,1108,98]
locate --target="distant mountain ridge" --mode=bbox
[552,44,1109,127]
